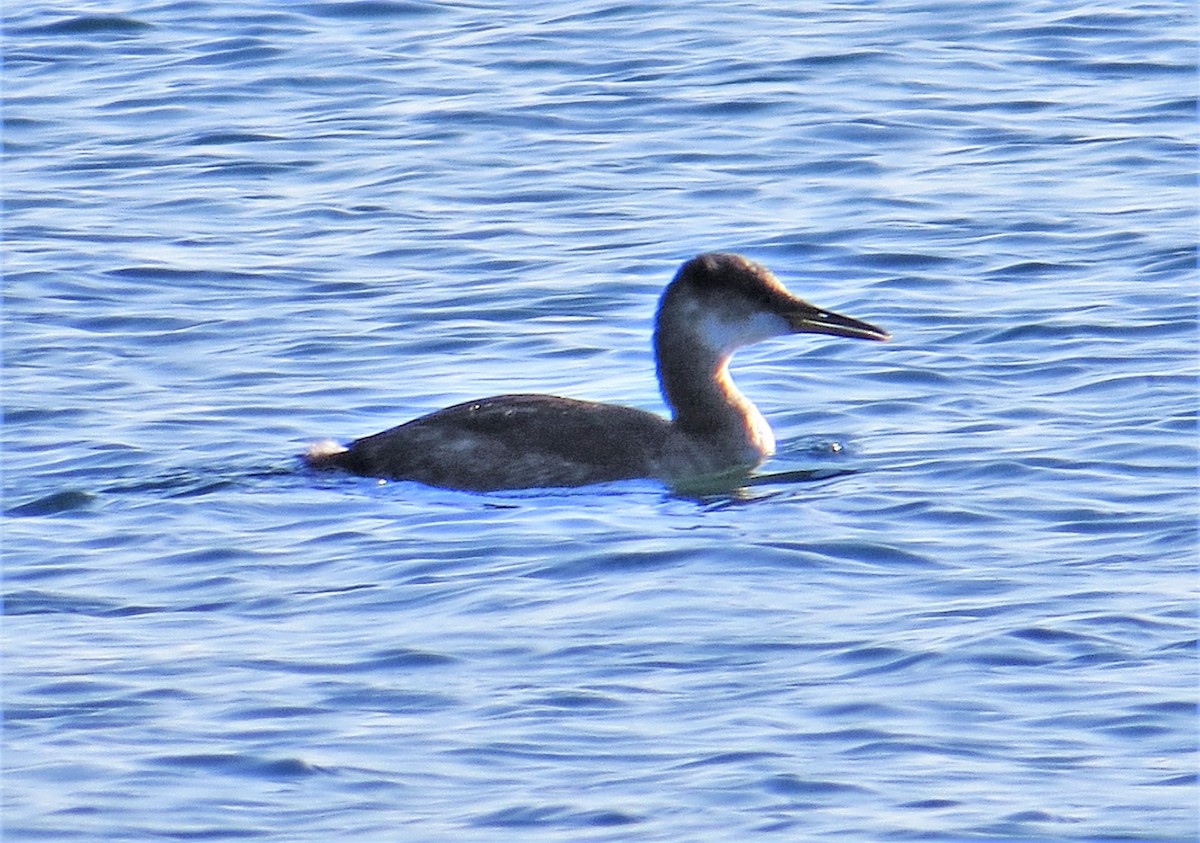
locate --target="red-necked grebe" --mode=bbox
[305,253,889,491]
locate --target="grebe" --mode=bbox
[305,253,888,491]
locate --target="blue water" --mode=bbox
[3,1,1197,840]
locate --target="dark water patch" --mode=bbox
[526,690,626,711]
[1001,809,1074,824]
[368,647,458,668]
[1099,721,1174,739]
[1133,699,1196,717]
[28,679,129,697]
[79,463,293,507]
[1136,243,1197,277]
[835,647,939,678]
[900,798,963,809]
[795,726,898,747]
[158,546,258,567]
[1156,636,1198,655]
[853,251,954,270]
[106,266,273,285]
[68,313,209,334]
[198,159,316,176]
[301,0,443,19]
[147,828,268,840]
[764,774,871,797]
[99,473,234,498]
[294,582,378,598]
[956,98,1058,115]
[794,156,884,177]
[689,98,780,118]
[6,695,154,726]
[958,649,1055,669]
[5,489,95,516]
[243,647,456,676]
[788,50,888,68]
[1065,651,1129,668]
[675,750,787,770]
[1074,58,1196,79]
[815,701,903,719]
[183,38,286,67]
[474,804,641,829]
[858,366,955,387]
[986,260,1079,278]
[30,15,153,36]
[1074,612,1192,638]
[1009,626,1105,647]
[188,131,283,146]
[836,645,913,664]
[984,320,1192,344]
[1042,508,1184,537]
[226,704,333,720]
[4,589,162,617]
[165,480,239,499]
[58,152,183,175]
[763,539,941,570]
[3,52,63,68]
[528,546,693,579]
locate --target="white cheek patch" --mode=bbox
[696,311,790,356]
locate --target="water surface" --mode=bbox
[4,2,1197,840]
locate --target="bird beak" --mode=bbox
[785,302,890,342]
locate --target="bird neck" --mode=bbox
[655,334,775,462]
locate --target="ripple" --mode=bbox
[474,804,642,829]
[5,489,95,517]
[300,0,444,20]
[148,753,328,780]
[30,15,153,36]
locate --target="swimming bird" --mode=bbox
[305,253,888,491]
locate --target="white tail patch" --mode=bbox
[305,439,347,460]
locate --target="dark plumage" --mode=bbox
[305,253,888,491]
[323,394,674,491]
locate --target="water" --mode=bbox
[3,1,1196,840]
